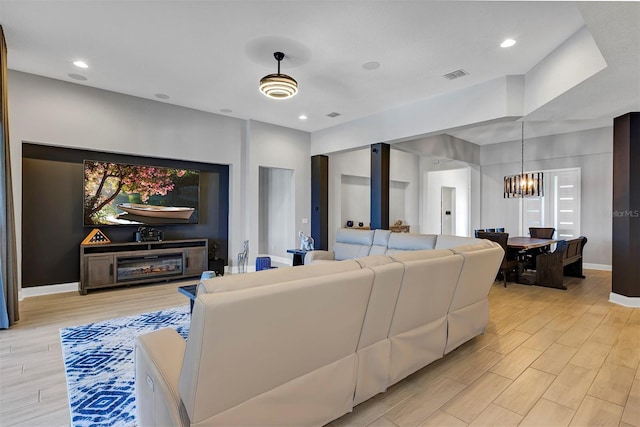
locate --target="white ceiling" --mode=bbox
[1,1,638,146]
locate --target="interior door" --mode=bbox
[441,186,456,235]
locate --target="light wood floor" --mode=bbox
[1,271,639,427]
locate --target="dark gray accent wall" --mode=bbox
[22,143,229,287]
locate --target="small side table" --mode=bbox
[286,249,310,266]
[178,284,198,314]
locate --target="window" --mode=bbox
[523,168,581,239]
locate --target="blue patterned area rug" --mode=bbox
[60,306,190,427]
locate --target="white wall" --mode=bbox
[258,167,293,260]
[480,126,613,266]
[8,71,311,289]
[247,120,310,266]
[328,147,419,244]
[422,167,471,236]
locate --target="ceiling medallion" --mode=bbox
[259,52,298,100]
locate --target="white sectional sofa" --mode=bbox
[304,228,482,263]
[134,233,503,427]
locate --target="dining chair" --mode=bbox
[496,227,505,232]
[474,229,485,238]
[526,227,556,270]
[529,227,555,239]
[485,228,496,232]
[476,231,518,287]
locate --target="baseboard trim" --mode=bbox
[584,263,612,271]
[609,292,640,308]
[19,282,78,300]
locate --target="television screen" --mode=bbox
[83,160,200,226]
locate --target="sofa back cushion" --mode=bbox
[385,233,437,254]
[445,243,504,353]
[198,259,361,294]
[448,243,503,312]
[352,255,403,349]
[434,234,483,250]
[180,268,374,424]
[333,228,375,260]
[389,249,453,263]
[388,254,464,337]
[369,229,391,255]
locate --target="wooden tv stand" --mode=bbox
[79,239,208,295]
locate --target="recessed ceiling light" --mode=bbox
[219,108,232,113]
[68,73,87,81]
[154,93,170,100]
[500,39,516,48]
[362,61,380,70]
[73,60,89,69]
[299,114,308,120]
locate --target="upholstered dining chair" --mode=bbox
[477,231,519,287]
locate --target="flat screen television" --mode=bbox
[83,160,200,226]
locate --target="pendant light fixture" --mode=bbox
[259,52,298,100]
[504,122,544,198]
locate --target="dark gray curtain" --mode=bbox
[1,25,19,328]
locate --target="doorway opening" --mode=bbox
[258,166,294,262]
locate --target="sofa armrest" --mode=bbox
[135,328,188,427]
[304,250,335,264]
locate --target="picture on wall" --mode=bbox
[83,160,200,226]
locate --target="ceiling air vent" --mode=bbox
[442,69,469,80]
[326,112,341,118]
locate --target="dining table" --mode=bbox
[507,237,559,251]
[507,237,559,285]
